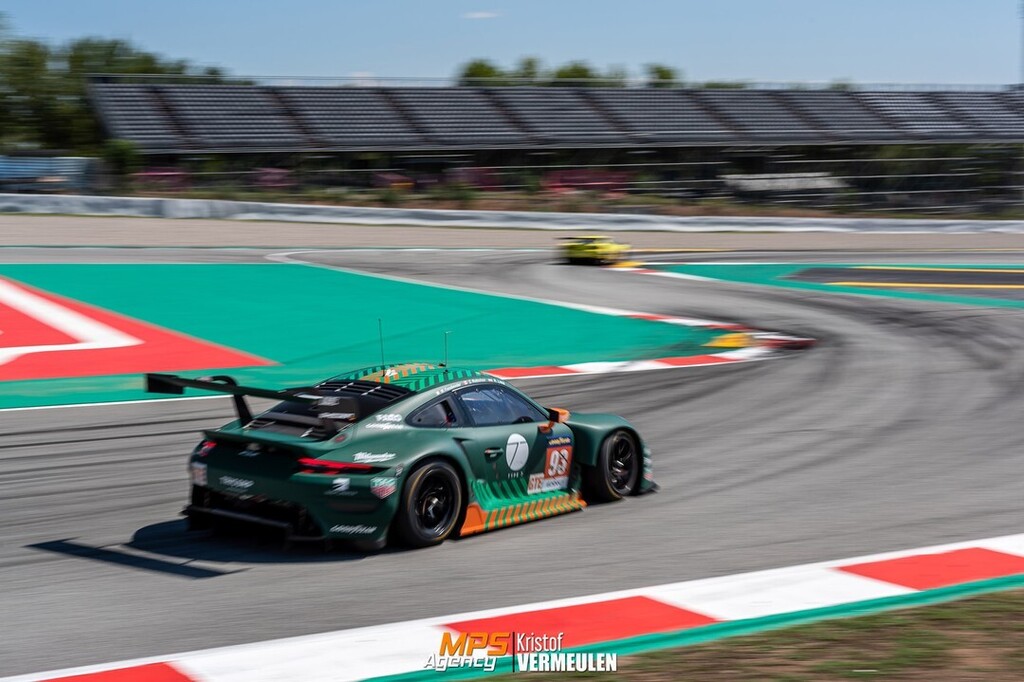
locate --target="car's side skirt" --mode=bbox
[459,489,586,537]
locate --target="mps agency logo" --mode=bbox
[425,631,617,674]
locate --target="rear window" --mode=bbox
[409,399,460,428]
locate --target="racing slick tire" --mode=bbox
[584,430,640,502]
[394,459,464,548]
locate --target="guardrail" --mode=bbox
[3,193,1024,233]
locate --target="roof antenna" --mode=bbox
[441,331,451,369]
[378,318,386,368]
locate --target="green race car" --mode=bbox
[146,363,655,550]
[559,235,631,265]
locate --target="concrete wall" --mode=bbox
[2,193,1023,233]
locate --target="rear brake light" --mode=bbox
[297,458,373,475]
[196,440,217,458]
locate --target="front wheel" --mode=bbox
[393,459,464,548]
[583,430,640,502]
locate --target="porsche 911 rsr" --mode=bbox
[147,363,655,550]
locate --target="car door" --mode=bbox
[453,385,574,501]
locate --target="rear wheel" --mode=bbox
[584,430,640,502]
[394,459,464,548]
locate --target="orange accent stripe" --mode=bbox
[459,503,488,536]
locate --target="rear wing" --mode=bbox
[144,373,359,435]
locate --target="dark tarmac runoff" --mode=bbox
[1,235,1024,675]
[788,264,1024,300]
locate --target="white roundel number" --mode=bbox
[505,433,529,472]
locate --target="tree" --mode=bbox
[0,30,236,151]
[456,59,506,86]
[701,80,749,89]
[0,40,61,148]
[455,57,685,88]
[102,138,139,181]
[602,65,628,88]
[550,61,599,87]
[511,56,543,85]
[644,63,679,88]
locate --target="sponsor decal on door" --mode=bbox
[528,439,573,494]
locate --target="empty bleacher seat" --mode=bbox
[856,92,976,138]
[696,90,823,141]
[486,88,623,144]
[778,91,901,140]
[157,85,308,149]
[934,92,1024,139]
[586,89,734,143]
[388,88,526,146]
[90,84,186,151]
[275,87,422,148]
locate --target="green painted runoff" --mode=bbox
[0,263,725,408]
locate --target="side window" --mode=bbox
[409,399,459,428]
[457,386,547,427]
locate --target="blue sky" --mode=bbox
[2,0,1020,84]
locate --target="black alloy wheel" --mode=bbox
[584,430,640,502]
[394,460,463,548]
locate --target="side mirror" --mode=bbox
[546,407,571,423]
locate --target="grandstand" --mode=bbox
[89,82,1024,155]
[85,80,1024,213]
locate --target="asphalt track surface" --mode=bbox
[3,239,1024,675]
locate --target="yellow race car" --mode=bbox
[559,235,631,265]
